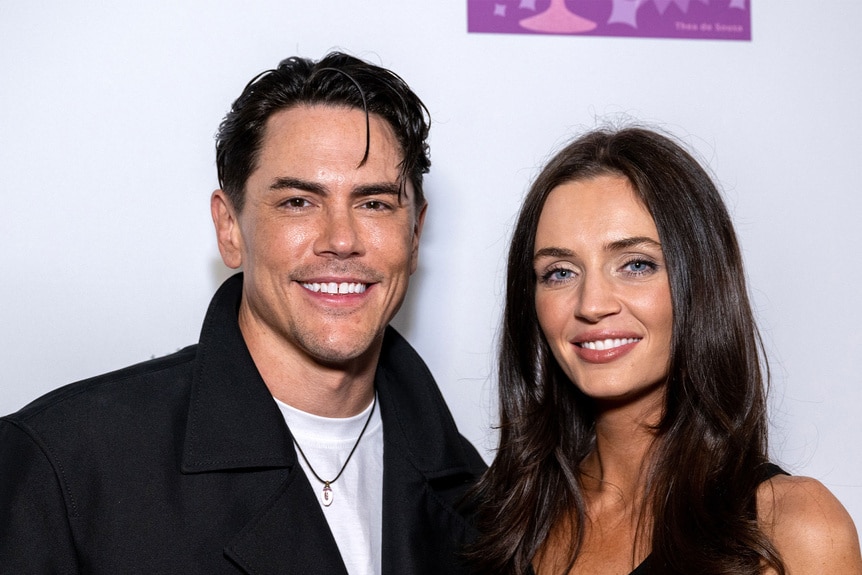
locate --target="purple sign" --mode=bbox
[468,0,751,40]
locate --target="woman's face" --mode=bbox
[533,174,673,403]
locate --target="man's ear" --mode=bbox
[211,190,243,269]
[410,201,428,275]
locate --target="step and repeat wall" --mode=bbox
[3,1,860,526]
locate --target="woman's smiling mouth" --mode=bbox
[576,337,641,351]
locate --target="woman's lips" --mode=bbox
[573,337,641,364]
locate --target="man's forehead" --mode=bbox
[264,104,401,149]
[253,105,413,195]
[262,106,398,158]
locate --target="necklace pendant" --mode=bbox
[322,482,333,507]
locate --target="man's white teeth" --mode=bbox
[302,282,367,294]
[579,338,640,351]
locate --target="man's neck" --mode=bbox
[264,366,377,418]
[238,311,381,418]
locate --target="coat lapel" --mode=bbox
[181,274,348,575]
[182,273,292,473]
[180,276,482,574]
[225,467,349,575]
[376,329,485,575]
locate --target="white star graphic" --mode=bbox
[519,0,537,10]
[494,3,507,17]
[608,0,644,28]
[652,0,710,13]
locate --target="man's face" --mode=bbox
[212,104,425,370]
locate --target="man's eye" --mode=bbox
[283,197,310,208]
[363,200,390,211]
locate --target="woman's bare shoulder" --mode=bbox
[758,474,862,573]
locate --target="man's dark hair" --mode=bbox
[215,52,431,212]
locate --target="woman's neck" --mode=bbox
[582,387,664,497]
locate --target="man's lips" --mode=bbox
[300,281,368,295]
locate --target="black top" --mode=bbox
[0,273,487,574]
[525,463,788,575]
[628,462,788,575]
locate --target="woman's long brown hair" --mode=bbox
[468,127,785,575]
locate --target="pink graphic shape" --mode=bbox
[467,0,750,41]
[519,0,598,33]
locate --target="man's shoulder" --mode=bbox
[377,327,435,385]
[377,327,488,473]
[4,345,199,433]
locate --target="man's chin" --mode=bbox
[302,332,384,370]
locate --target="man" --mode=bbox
[0,52,486,574]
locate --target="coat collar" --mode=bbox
[181,273,294,473]
[182,272,476,479]
[374,327,477,478]
[180,273,481,575]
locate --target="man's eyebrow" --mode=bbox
[268,177,401,199]
[270,177,326,194]
[352,182,401,198]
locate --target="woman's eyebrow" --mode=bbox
[533,237,661,262]
[533,246,575,261]
[605,236,662,251]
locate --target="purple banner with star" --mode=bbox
[468,0,751,40]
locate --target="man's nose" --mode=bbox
[314,206,364,258]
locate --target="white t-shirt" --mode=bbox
[274,395,384,575]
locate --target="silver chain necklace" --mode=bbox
[291,394,377,507]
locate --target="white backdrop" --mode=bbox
[2,1,861,529]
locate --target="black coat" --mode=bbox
[0,274,486,574]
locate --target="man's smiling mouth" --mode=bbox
[301,282,368,294]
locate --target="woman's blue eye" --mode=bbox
[539,267,575,284]
[624,259,657,275]
[544,269,570,281]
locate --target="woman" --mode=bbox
[469,127,861,574]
